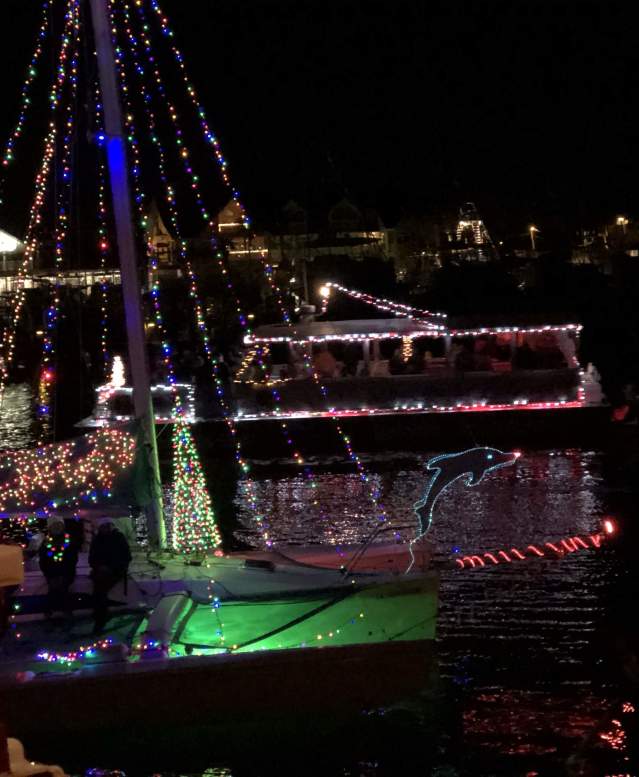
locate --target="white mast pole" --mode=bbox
[89,0,165,548]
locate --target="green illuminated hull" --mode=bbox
[165,575,438,655]
[2,573,438,737]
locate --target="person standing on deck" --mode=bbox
[89,518,131,634]
[38,517,79,619]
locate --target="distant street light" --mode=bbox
[616,215,629,234]
[319,285,331,299]
[529,225,539,252]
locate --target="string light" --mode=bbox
[130,0,397,553]
[143,0,250,230]
[0,0,51,188]
[234,397,585,421]
[245,322,582,344]
[95,85,112,380]
[110,4,226,554]
[37,0,81,439]
[44,533,71,563]
[112,0,268,548]
[0,428,135,512]
[0,0,77,402]
[37,638,114,665]
[131,1,248,329]
[454,525,614,569]
[325,282,447,321]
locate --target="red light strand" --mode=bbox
[455,532,608,569]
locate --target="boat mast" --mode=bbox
[89,0,165,548]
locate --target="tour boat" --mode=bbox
[235,314,590,420]
[228,311,609,452]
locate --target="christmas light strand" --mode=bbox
[129,0,336,543]
[0,428,135,511]
[37,638,114,665]
[44,532,71,563]
[143,0,250,230]
[325,282,447,321]
[110,3,181,406]
[132,1,248,331]
[111,4,222,552]
[235,396,586,421]
[37,0,81,439]
[135,0,385,509]
[245,322,582,345]
[454,521,615,569]
[0,0,77,402]
[95,87,112,381]
[117,0,272,543]
[0,0,51,199]
[133,0,391,539]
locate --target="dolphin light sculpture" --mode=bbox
[407,447,520,572]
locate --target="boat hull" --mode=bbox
[188,405,612,459]
[0,638,434,737]
[5,557,438,739]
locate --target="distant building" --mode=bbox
[240,198,396,299]
[455,202,491,247]
[265,198,394,266]
[216,199,267,259]
[605,215,639,258]
[393,203,498,282]
[147,200,177,267]
[445,202,496,263]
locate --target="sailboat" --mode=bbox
[1,425,438,734]
[0,0,439,736]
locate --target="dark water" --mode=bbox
[229,450,636,775]
[2,387,638,775]
[0,384,35,451]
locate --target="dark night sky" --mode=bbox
[1,0,638,235]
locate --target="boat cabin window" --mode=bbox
[249,328,577,382]
[513,331,574,370]
[450,331,574,372]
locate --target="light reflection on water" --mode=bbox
[233,449,626,772]
[0,384,35,451]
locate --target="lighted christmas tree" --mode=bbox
[172,420,221,553]
[110,355,126,388]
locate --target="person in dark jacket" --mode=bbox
[89,518,131,633]
[38,517,78,617]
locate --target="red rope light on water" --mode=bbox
[454,523,614,570]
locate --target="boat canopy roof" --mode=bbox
[247,318,442,344]
[246,316,582,344]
